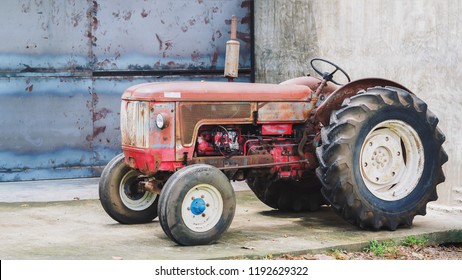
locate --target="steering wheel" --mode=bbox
[310,58,351,86]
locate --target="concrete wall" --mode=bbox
[255,0,462,206]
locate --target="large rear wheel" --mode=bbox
[316,87,447,230]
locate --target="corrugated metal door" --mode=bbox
[0,0,253,181]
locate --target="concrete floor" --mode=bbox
[1,178,462,260]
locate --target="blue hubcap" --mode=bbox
[190,198,206,215]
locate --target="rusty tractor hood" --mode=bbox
[122,81,313,102]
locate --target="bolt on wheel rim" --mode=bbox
[181,184,223,232]
[119,170,157,211]
[359,120,424,201]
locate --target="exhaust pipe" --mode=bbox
[224,15,240,82]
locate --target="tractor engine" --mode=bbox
[196,125,243,157]
[194,124,316,180]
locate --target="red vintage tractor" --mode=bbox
[99,18,447,246]
[99,55,447,245]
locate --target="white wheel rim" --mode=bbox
[119,170,157,211]
[181,184,223,232]
[359,120,424,201]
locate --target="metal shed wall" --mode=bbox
[0,0,252,181]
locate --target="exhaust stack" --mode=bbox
[224,15,240,82]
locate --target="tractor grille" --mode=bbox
[180,102,252,146]
[121,100,150,148]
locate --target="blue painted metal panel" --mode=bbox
[0,77,94,181]
[0,0,252,181]
[92,0,252,70]
[0,0,91,71]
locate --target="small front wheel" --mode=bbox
[99,154,159,224]
[158,164,236,246]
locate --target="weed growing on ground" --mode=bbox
[402,235,428,246]
[366,240,398,257]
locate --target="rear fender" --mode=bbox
[280,76,337,94]
[315,78,413,126]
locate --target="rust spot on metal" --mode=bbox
[181,25,188,32]
[95,58,112,67]
[211,47,219,68]
[93,108,112,122]
[237,31,250,44]
[241,14,251,25]
[93,126,106,138]
[224,19,232,25]
[155,34,162,51]
[204,16,210,24]
[188,18,196,26]
[164,40,173,51]
[191,50,201,62]
[197,0,204,4]
[215,30,222,39]
[241,0,251,8]
[167,61,175,66]
[25,85,33,92]
[123,10,133,21]
[92,1,99,10]
[92,16,99,30]
[141,9,150,18]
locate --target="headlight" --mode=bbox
[155,113,169,129]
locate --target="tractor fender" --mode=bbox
[315,78,413,126]
[280,76,337,94]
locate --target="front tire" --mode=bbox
[99,154,159,224]
[158,164,236,246]
[316,87,447,230]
